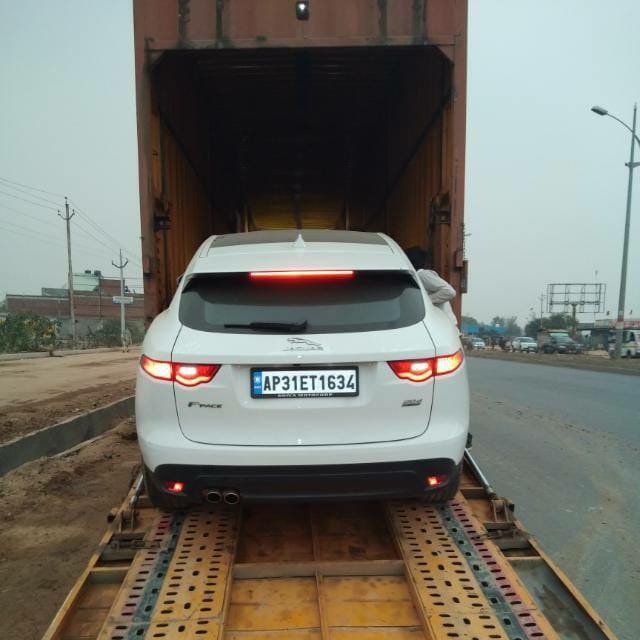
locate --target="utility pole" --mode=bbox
[614,103,637,358]
[538,294,545,322]
[112,250,129,351]
[591,103,640,358]
[58,198,76,347]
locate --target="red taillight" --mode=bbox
[427,474,447,488]
[140,356,220,387]
[165,481,185,494]
[388,359,434,382]
[435,350,464,375]
[249,270,354,280]
[141,355,172,381]
[388,350,463,383]
[174,363,220,387]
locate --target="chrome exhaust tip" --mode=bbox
[205,489,222,504]
[223,490,241,505]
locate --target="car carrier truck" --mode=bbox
[41,2,620,638]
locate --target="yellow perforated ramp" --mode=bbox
[42,454,619,640]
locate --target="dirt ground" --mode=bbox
[0,419,140,640]
[468,347,640,375]
[0,349,139,443]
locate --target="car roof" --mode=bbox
[190,230,411,274]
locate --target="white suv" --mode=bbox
[136,230,469,509]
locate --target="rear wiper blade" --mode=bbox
[224,320,308,332]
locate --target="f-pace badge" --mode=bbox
[188,401,222,409]
[284,337,323,351]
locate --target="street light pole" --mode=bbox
[591,103,640,358]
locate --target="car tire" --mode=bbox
[144,467,191,512]
[422,463,462,504]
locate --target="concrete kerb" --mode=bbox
[0,395,135,476]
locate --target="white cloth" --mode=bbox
[416,269,458,325]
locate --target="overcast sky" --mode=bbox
[0,1,638,327]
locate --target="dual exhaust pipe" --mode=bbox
[205,489,240,505]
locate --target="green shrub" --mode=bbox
[0,312,60,353]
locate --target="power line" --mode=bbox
[0,222,66,250]
[73,215,125,254]
[0,190,59,211]
[68,198,142,264]
[0,202,130,262]
[0,176,142,267]
[0,175,66,199]
[0,223,112,262]
[0,203,62,231]
[0,180,63,207]
[0,209,118,260]
[0,223,124,278]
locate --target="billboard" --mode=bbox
[547,283,606,314]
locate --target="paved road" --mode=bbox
[468,357,639,640]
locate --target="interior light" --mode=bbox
[295,0,310,20]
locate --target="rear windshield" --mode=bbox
[179,271,425,334]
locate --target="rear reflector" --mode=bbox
[249,270,354,280]
[426,474,447,488]
[388,350,464,383]
[141,356,220,387]
[165,481,185,494]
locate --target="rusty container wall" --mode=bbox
[134,0,467,322]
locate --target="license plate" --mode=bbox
[251,367,359,399]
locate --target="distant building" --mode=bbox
[460,321,506,336]
[3,270,144,338]
[577,317,640,349]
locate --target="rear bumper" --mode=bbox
[148,458,458,503]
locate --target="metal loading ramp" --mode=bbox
[42,454,618,640]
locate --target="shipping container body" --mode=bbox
[133,0,468,323]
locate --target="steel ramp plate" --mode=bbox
[386,498,556,640]
[97,497,557,640]
[99,508,238,640]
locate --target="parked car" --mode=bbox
[137,230,470,509]
[469,337,486,350]
[511,336,538,353]
[538,330,582,354]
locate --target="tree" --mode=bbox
[503,316,522,337]
[489,315,522,337]
[524,313,572,338]
[87,319,145,347]
[546,313,571,329]
[461,315,479,326]
[524,318,542,337]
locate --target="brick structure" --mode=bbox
[4,271,144,338]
